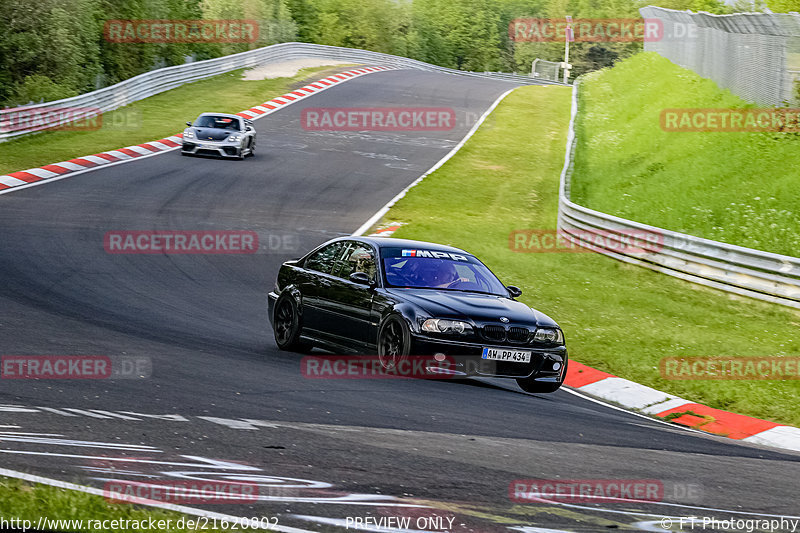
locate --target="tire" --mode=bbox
[516,360,568,394]
[273,293,310,352]
[377,315,411,371]
[247,140,255,157]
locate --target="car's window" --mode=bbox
[381,247,507,295]
[194,116,241,130]
[335,243,377,282]
[304,242,344,274]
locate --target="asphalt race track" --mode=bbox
[0,69,798,532]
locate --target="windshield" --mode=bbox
[193,115,241,130]
[381,247,508,295]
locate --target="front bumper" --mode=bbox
[409,334,567,379]
[182,139,242,158]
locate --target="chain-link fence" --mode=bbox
[641,6,800,106]
[531,59,563,82]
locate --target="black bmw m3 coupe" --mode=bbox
[268,236,568,393]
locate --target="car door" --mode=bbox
[315,241,378,349]
[297,241,346,335]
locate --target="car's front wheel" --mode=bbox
[377,315,410,371]
[273,293,310,352]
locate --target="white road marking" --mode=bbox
[89,410,141,420]
[0,433,158,451]
[118,411,189,421]
[38,407,79,416]
[62,408,113,419]
[197,416,263,430]
[0,466,314,532]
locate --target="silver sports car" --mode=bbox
[181,113,256,160]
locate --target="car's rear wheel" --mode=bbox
[377,315,410,371]
[273,293,310,352]
[516,360,568,394]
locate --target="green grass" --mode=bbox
[379,84,800,427]
[571,52,800,257]
[0,66,338,176]
[0,477,236,532]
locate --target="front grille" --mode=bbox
[508,327,530,343]
[222,146,239,156]
[482,325,506,342]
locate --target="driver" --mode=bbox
[433,261,459,288]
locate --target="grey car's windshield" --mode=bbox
[193,115,241,130]
[381,247,507,295]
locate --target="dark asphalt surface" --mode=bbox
[0,69,797,532]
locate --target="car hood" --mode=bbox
[386,288,556,327]
[190,127,235,141]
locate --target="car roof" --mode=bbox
[349,236,471,256]
[197,112,243,120]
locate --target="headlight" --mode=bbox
[421,318,473,335]
[183,130,194,138]
[228,135,241,142]
[533,328,564,344]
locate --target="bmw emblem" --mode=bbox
[499,317,510,323]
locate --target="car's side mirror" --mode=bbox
[506,285,522,298]
[349,272,373,286]
[186,122,192,127]
[246,125,254,132]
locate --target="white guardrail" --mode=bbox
[0,42,563,141]
[557,81,800,309]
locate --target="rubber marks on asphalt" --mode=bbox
[0,66,393,193]
[564,361,800,452]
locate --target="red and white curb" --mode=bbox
[0,66,394,194]
[564,361,800,453]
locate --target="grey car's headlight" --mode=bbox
[228,135,242,142]
[183,130,194,138]
[533,328,564,344]
[421,318,473,335]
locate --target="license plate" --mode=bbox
[201,144,215,149]
[481,347,531,363]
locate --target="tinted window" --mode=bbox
[381,247,507,295]
[304,242,343,274]
[194,115,241,130]
[336,243,377,282]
